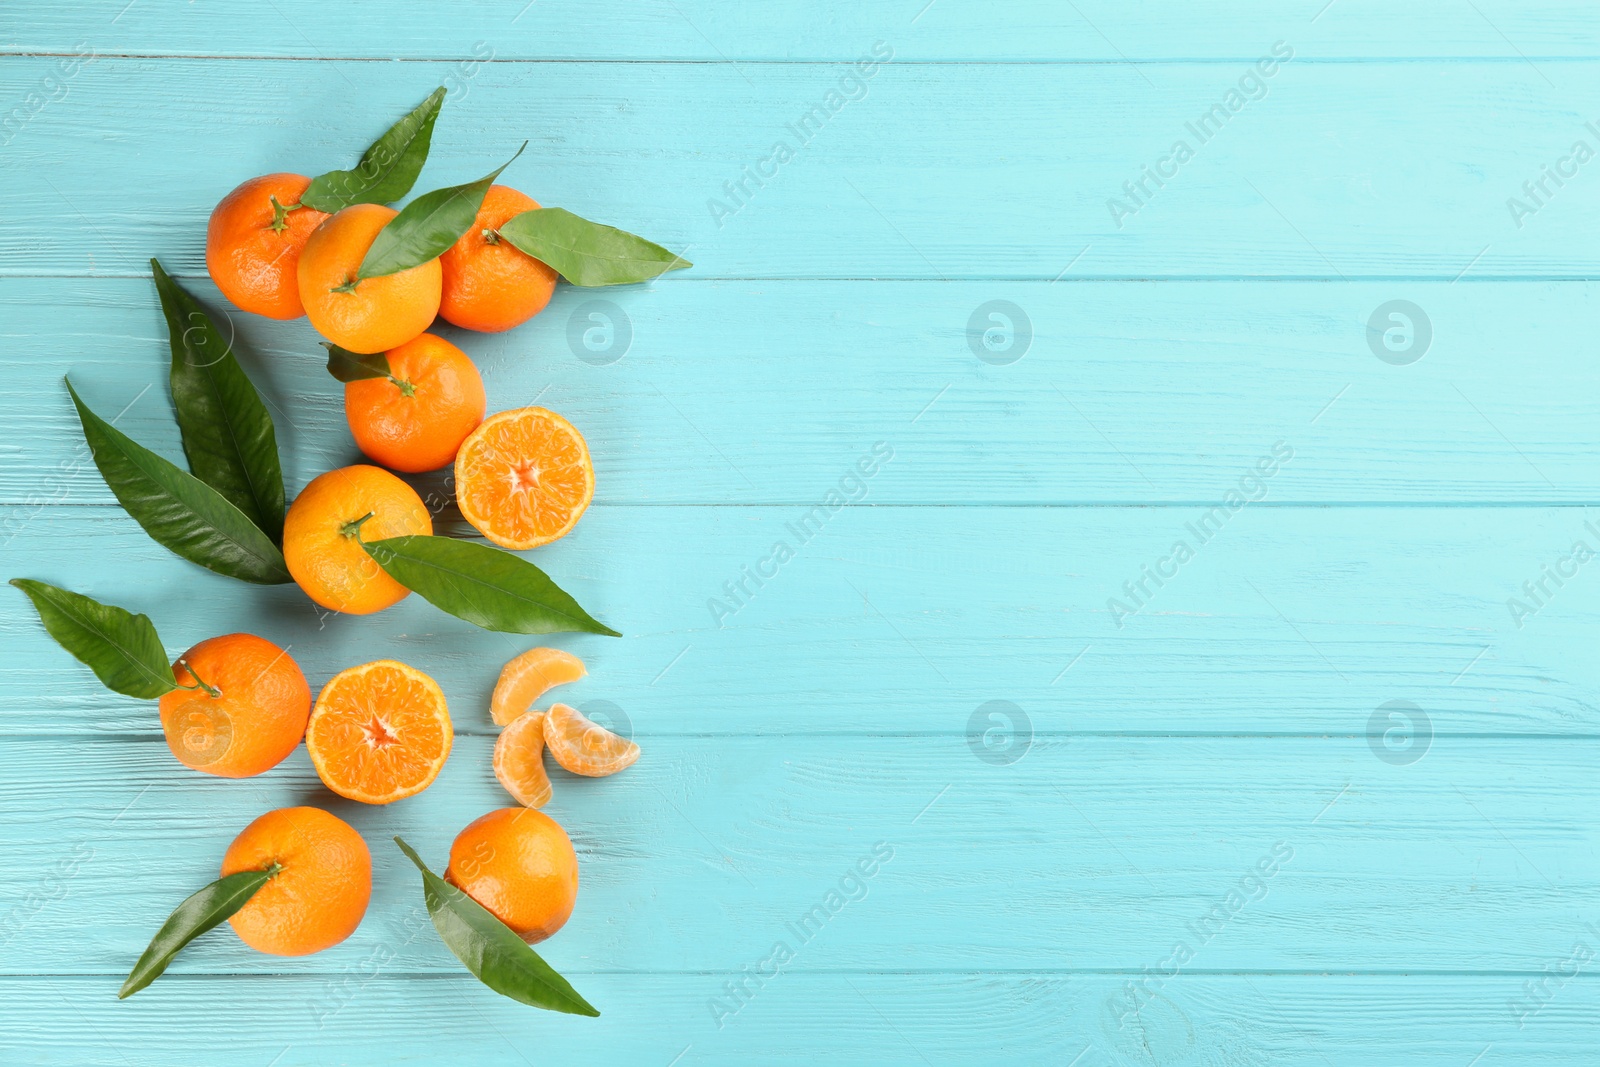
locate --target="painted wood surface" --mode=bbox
[4,58,1600,280]
[3,2,1599,1065]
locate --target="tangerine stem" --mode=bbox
[341,511,376,541]
[177,658,222,699]
[329,275,360,294]
[482,227,502,245]
[389,375,417,398]
[268,195,301,235]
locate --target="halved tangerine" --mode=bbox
[454,407,594,550]
[493,711,553,808]
[491,647,586,727]
[306,660,453,804]
[544,702,638,777]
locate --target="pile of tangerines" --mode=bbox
[19,92,677,1010]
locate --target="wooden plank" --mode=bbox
[7,504,1600,736]
[3,58,1599,278]
[1,972,1593,1065]
[8,0,1600,61]
[0,736,1592,975]
[7,277,1600,506]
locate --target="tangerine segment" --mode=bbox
[283,465,432,615]
[206,173,329,320]
[493,712,553,808]
[543,702,639,777]
[298,203,442,354]
[444,808,577,944]
[222,806,371,956]
[307,660,453,805]
[157,633,310,778]
[438,185,559,333]
[491,647,586,727]
[455,407,594,550]
[345,333,486,474]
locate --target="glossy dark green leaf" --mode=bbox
[119,866,277,999]
[361,534,619,636]
[393,837,598,1016]
[357,143,527,280]
[323,341,393,384]
[496,208,692,286]
[151,258,286,543]
[66,380,291,585]
[301,87,446,212]
[10,579,175,699]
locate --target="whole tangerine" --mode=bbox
[206,174,329,319]
[344,332,486,473]
[283,465,432,615]
[221,806,372,956]
[156,633,310,778]
[438,185,559,333]
[444,808,578,944]
[298,203,442,354]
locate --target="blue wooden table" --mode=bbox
[4,2,1600,1063]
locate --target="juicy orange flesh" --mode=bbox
[311,664,449,798]
[491,648,585,727]
[544,702,639,777]
[493,711,553,807]
[458,411,590,545]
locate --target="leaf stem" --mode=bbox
[341,511,376,541]
[268,196,301,235]
[177,657,222,698]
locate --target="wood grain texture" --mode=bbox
[5,974,1592,1066]
[4,57,1600,279]
[8,505,1600,736]
[6,277,1600,506]
[7,0,1600,60]
[0,737,1592,975]
[4,2,1599,1064]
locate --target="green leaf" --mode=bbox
[361,534,619,636]
[300,87,446,213]
[10,579,176,699]
[119,866,277,999]
[66,379,291,585]
[323,341,393,384]
[151,259,286,543]
[496,207,692,287]
[357,142,527,280]
[393,837,599,1016]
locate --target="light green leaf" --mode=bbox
[361,534,618,636]
[301,87,446,212]
[323,341,394,384]
[151,258,285,543]
[66,379,291,585]
[10,579,175,699]
[394,837,598,1016]
[496,207,691,286]
[119,867,278,999]
[357,143,526,280]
